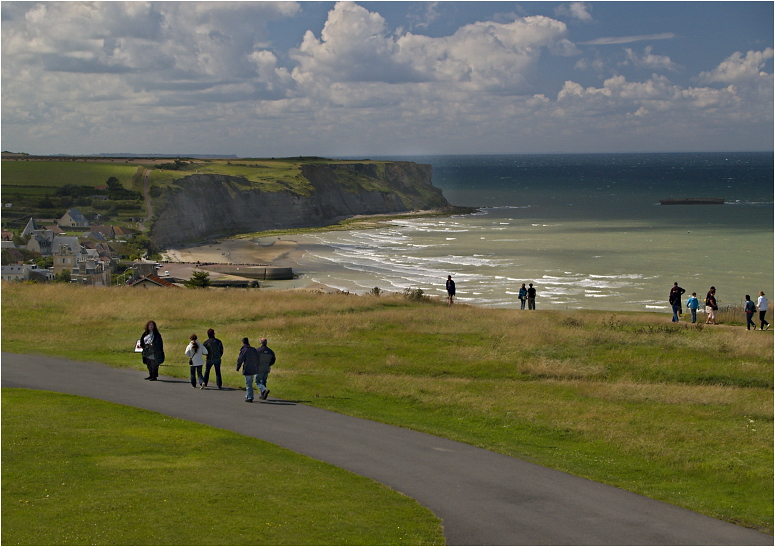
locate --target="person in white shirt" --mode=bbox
[185,334,209,388]
[757,291,769,331]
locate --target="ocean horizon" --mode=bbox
[295,152,773,312]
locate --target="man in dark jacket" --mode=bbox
[256,338,276,400]
[202,328,224,389]
[236,338,260,402]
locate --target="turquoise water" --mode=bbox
[296,153,773,311]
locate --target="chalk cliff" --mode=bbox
[149,161,448,249]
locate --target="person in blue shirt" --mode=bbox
[518,283,527,310]
[744,295,757,330]
[685,292,700,324]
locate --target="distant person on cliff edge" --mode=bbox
[669,282,686,322]
[705,286,718,325]
[757,291,769,330]
[686,292,700,324]
[527,283,536,310]
[518,283,527,310]
[744,295,757,330]
[446,275,456,306]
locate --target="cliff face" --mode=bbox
[149,162,448,249]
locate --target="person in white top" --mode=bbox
[757,291,769,331]
[185,334,209,388]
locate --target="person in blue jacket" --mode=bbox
[518,283,527,310]
[744,295,757,330]
[685,292,700,324]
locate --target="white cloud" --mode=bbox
[555,2,593,22]
[624,46,678,72]
[290,2,571,93]
[699,48,774,83]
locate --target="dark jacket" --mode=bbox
[236,345,260,376]
[140,330,164,365]
[669,286,685,305]
[705,291,718,310]
[257,345,276,371]
[203,337,224,364]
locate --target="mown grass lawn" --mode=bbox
[2,283,772,534]
[1,389,444,546]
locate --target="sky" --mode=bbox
[1,1,773,157]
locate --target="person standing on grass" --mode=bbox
[255,338,276,400]
[527,283,537,310]
[757,291,769,330]
[669,282,686,322]
[686,292,700,324]
[518,283,527,310]
[446,275,456,306]
[744,295,757,330]
[185,334,208,388]
[140,320,164,381]
[203,328,224,389]
[236,337,260,402]
[705,286,718,325]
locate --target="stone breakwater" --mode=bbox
[149,162,447,249]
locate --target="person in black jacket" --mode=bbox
[202,328,224,389]
[140,320,164,381]
[669,282,686,322]
[255,338,276,400]
[236,337,260,402]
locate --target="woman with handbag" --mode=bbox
[140,320,165,381]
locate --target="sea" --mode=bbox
[293,153,774,312]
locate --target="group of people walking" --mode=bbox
[669,282,769,329]
[138,320,277,402]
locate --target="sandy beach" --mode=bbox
[159,236,335,292]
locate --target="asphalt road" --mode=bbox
[2,352,771,546]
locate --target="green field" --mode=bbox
[2,389,443,545]
[1,161,140,188]
[2,283,772,534]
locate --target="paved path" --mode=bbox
[2,352,770,546]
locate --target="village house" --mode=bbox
[59,208,89,228]
[1,230,14,241]
[1,263,54,282]
[130,274,178,288]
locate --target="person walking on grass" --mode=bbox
[518,283,527,310]
[669,282,686,322]
[446,275,456,306]
[757,291,769,330]
[236,337,260,402]
[255,338,276,401]
[202,328,224,389]
[140,320,164,381]
[185,334,208,388]
[705,286,718,325]
[744,295,757,330]
[686,292,700,324]
[527,283,537,310]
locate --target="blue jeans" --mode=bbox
[690,309,697,323]
[746,312,756,329]
[672,305,681,322]
[520,298,526,310]
[190,366,204,387]
[244,374,257,400]
[204,361,222,388]
[256,368,270,394]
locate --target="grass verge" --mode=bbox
[1,388,444,546]
[2,283,772,534]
